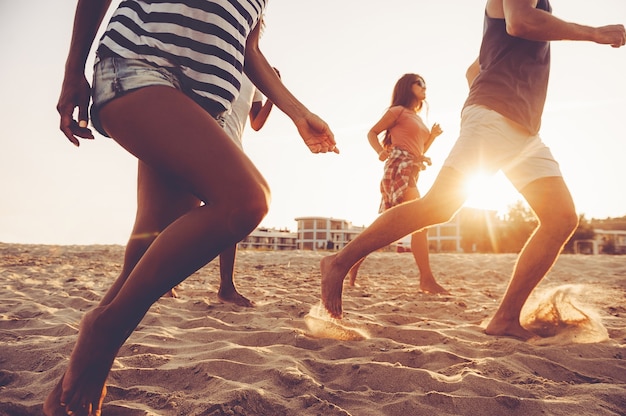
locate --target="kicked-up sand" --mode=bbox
[1,243,625,415]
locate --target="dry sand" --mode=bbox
[1,243,625,416]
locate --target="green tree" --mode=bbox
[563,214,595,253]
[459,208,496,253]
[497,201,537,253]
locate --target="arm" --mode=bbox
[248,100,272,131]
[500,0,625,47]
[244,24,338,154]
[58,0,113,146]
[248,68,280,131]
[367,109,398,161]
[423,123,443,154]
[413,122,443,170]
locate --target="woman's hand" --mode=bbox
[378,148,390,161]
[430,123,443,138]
[57,72,94,147]
[417,155,432,171]
[294,112,339,154]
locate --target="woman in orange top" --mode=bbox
[348,73,448,294]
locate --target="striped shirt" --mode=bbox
[96,0,267,113]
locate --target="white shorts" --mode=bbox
[443,105,562,191]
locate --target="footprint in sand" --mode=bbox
[304,304,369,341]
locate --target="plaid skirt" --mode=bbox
[379,147,420,213]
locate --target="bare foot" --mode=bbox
[347,258,364,287]
[218,289,254,307]
[348,268,358,287]
[44,306,120,416]
[320,255,346,319]
[164,287,178,298]
[44,375,107,416]
[420,279,450,295]
[485,317,536,341]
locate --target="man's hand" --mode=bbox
[594,24,626,48]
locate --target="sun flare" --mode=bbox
[463,172,520,214]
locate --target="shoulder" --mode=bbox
[388,105,406,117]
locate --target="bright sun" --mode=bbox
[463,172,521,215]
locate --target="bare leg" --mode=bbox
[45,86,270,416]
[348,257,365,286]
[44,165,193,416]
[217,245,254,307]
[485,177,577,340]
[410,230,449,294]
[321,167,467,318]
[105,163,251,304]
[101,161,201,305]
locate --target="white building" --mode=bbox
[238,227,296,250]
[240,208,499,253]
[574,229,626,255]
[294,217,365,251]
[382,214,464,253]
[296,214,466,253]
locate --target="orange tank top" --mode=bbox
[387,106,430,158]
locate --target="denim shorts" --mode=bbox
[443,105,562,191]
[91,57,225,137]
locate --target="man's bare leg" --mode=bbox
[485,177,577,340]
[321,167,467,318]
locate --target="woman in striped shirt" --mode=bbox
[47,1,337,414]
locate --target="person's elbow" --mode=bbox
[505,15,536,38]
[465,59,480,86]
[249,119,262,131]
[250,116,267,131]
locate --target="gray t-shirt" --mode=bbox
[464,0,552,134]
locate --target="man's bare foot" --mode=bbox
[320,255,345,319]
[44,306,120,416]
[218,289,254,307]
[485,317,536,341]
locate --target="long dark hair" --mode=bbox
[382,73,425,147]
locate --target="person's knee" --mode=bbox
[544,206,578,241]
[239,191,270,228]
[560,208,579,238]
[225,181,270,235]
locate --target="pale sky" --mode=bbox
[1,0,625,245]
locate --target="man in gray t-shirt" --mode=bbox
[320,0,626,341]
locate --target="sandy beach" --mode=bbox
[1,243,625,416]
